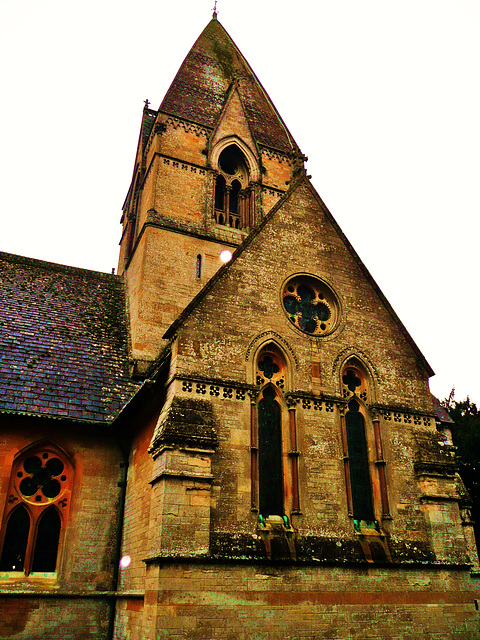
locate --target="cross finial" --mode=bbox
[144,99,150,109]
[212,1,217,18]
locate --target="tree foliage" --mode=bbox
[445,395,480,545]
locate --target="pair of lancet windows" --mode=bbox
[0,443,73,576]
[252,349,386,529]
[214,144,252,229]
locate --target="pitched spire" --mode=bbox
[159,18,298,154]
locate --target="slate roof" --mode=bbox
[0,252,141,424]
[159,16,298,154]
[432,396,455,424]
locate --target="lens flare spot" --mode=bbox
[119,555,131,569]
[220,250,232,263]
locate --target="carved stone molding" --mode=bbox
[332,346,380,384]
[163,115,211,138]
[180,377,249,402]
[245,331,299,369]
[260,146,295,165]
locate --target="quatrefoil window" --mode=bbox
[258,355,279,380]
[282,276,339,336]
[342,363,368,402]
[256,348,286,389]
[343,370,361,392]
[14,451,70,505]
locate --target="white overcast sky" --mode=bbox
[1,0,478,404]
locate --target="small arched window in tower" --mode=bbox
[214,144,251,229]
[0,442,74,576]
[215,174,226,215]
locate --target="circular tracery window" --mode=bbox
[282,276,339,336]
[14,451,70,505]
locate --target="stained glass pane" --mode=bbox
[0,506,30,571]
[283,296,298,315]
[46,458,64,476]
[317,302,330,321]
[42,479,61,499]
[258,388,283,517]
[346,401,374,521]
[24,456,41,474]
[31,508,61,572]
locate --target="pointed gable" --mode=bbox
[209,85,258,159]
[159,17,297,154]
[164,176,433,397]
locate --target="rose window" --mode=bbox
[15,452,68,505]
[282,276,339,336]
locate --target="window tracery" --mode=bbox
[251,344,299,521]
[282,275,339,336]
[340,359,390,528]
[0,442,73,576]
[213,144,253,229]
[340,362,376,525]
[256,351,285,390]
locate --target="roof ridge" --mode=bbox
[0,251,120,279]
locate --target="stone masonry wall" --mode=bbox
[142,562,480,640]
[0,417,123,639]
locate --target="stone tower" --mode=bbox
[118,14,303,375]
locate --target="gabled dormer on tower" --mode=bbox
[118,15,304,373]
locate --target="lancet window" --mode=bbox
[251,345,300,522]
[0,442,74,576]
[340,360,390,529]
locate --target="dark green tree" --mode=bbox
[445,395,480,547]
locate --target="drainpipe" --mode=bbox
[107,437,129,640]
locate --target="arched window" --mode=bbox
[213,144,252,229]
[214,175,226,212]
[345,397,375,522]
[0,442,74,576]
[32,508,61,572]
[0,506,30,572]
[258,385,284,517]
[251,344,299,521]
[340,360,388,529]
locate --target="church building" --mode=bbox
[1,12,479,640]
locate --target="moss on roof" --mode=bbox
[159,17,298,154]
[0,252,141,423]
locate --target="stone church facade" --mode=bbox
[0,13,479,640]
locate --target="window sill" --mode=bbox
[0,571,57,588]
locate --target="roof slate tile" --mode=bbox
[159,18,298,155]
[0,252,141,423]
